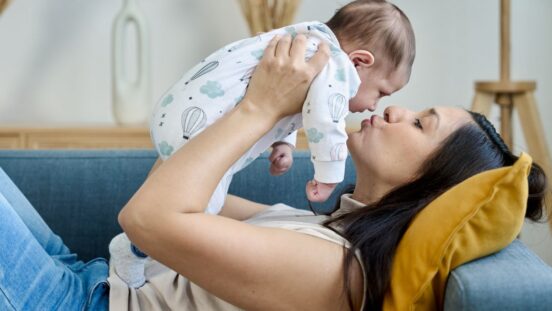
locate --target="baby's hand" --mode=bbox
[269,142,294,176]
[306,180,338,203]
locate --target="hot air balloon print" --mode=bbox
[185,61,219,85]
[181,106,207,139]
[328,93,347,123]
[330,143,347,161]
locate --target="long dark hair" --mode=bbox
[323,111,548,310]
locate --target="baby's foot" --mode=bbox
[306,180,338,202]
[108,233,147,288]
[269,143,293,176]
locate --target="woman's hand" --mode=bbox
[241,34,330,121]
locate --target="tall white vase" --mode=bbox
[111,0,151,125]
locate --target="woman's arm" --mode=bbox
[119,36,362,310]
[148,158,266,220]
[146,157,162,177]
[219,194,269,220]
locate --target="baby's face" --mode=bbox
[349,64,410,113]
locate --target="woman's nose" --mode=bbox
[384,106,413,123]
[384,106,401,123]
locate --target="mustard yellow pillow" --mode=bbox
[383,153,532,311]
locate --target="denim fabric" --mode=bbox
[444,239,552,311]
[0,168,109,310]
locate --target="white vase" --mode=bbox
[111,0,151,125]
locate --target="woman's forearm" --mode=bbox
[120,99,278,219]
[119,34,329,246]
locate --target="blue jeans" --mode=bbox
[0,169,109,310]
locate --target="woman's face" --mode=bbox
[347,106,472,191]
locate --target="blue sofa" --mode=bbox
[0,149,551,310]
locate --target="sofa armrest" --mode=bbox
[444,239,552,310]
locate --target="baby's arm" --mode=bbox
[301,43,360,202]
[302,66,349,185]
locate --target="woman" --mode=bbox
[0,35,546,310]
[118,34,547,310]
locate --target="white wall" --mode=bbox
[0,0,551,264]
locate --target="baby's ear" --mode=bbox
[349,50,375,68]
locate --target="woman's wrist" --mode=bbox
[236,97,281,132]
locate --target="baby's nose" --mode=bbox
[367,102,377,112]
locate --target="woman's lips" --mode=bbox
[360,115,382,130]
[370,115,378,125]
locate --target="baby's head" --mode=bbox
[326,0,415,112]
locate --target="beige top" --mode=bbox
[108,194,366,310]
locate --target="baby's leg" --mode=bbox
[109,233,147,288]
[305,180,338,203]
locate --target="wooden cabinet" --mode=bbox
[0,126,314,150]
[0,126,154,149]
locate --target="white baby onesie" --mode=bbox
[150,21,361,214]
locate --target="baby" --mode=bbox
[111,0,415,288]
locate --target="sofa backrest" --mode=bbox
[0,149,356,260]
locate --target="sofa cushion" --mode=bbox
[384,153,532,310]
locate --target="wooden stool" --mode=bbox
[471,81,552,185]
[471,0,551,226]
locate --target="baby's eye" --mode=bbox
[414,118,423,130]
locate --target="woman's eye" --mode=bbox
[414,118,423,130]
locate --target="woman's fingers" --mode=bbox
[307,42,330,76]
[275,34,292,58]
[289,34,307,61]
[264,35,280,60]
[241,33,330,119]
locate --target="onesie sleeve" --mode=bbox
[277,131,297,148]
[302,50,360,184]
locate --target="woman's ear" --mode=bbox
[349,50,375,69]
